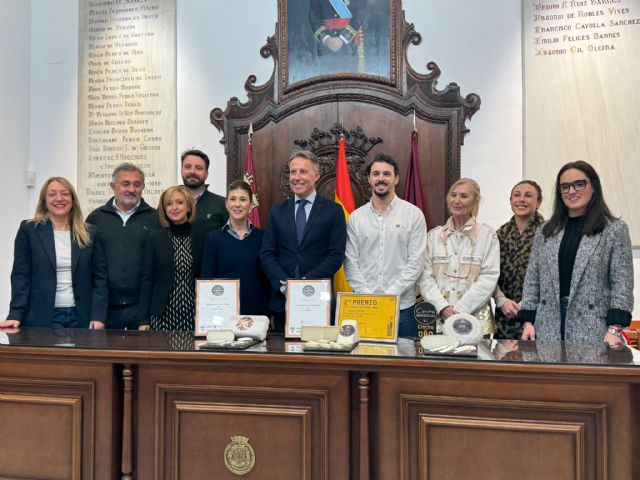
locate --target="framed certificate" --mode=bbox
[285,279,331,338]
[336,293,399,343]
[195,279,240,336]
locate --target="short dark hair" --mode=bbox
[365,154,400,176]
[180,149,210,170]
[227,179,253,203]
[542,160,616,237]
[288,150,319,173]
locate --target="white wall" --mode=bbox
[0,0,32,317]
[405,0,523,228]
[29,0,78,190]
[1,0,638,318]
[176,0,275,193]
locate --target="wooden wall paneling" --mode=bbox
[135,364,350,480]
[417,414,585,480]
[0,359,119,480]
[375,370,635,480]
[0,391,83,479]
[404,395,604,480]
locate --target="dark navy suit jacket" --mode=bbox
[260,194,347,311]
[7,220,108,327]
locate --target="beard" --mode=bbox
[373,182,390,198]
[182,175,205,189]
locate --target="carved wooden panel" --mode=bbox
[401,395,605,480]
[374,371,635,480]
[275,123,380,205]
[0,361,118,480]
[0,392,83,480]
[136,365,350,480]
[211,2,480,229]
[173,402,312,479]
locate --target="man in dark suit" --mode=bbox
[260,150,347,332]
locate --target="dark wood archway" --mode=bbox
[211,0,480,228]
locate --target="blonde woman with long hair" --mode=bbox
[2,177,108,329]
[417,178,500,336]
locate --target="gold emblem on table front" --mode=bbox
[224,435,255,476]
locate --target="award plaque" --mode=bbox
[195,279,240,336]
[414,301,437,340]
[285,279,332,338]
[335,293,399,343]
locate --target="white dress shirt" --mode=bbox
[345,196,427,309]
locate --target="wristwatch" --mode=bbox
[607,325,630,344]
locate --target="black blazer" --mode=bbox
[7,220,108,327]
[138,224,206,323]
[260,194,347,311]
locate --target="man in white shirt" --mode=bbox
[344,154,427,338]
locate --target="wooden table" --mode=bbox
[0,329,638,479]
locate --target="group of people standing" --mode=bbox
[3,149,634,348]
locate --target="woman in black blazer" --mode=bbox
[138,186,206,332]
[2,177,108,329]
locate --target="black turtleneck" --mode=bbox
[169,221,192,237]
[558,215,585,299]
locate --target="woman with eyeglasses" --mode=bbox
[519,161,634,346]
[493,180,544,339]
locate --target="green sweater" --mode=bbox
[193,189,228,234]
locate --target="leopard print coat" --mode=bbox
[494,214,543,339]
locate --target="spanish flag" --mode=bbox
[334,135,355,293]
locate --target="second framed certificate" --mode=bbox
[195,279,240,336]
[336,293,399,343]
[285,279,331,338]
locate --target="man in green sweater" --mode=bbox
[180,149,228,234]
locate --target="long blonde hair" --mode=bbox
[33,177,91,248]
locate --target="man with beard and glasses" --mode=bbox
[180,149,228,234]
[344,154,427,339]
[86,163,161,329]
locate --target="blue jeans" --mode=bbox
[398,306,417,339]
[52,307,80,329]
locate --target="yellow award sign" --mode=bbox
[336,293,399,343]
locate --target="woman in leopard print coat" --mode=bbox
[493,181,543,339]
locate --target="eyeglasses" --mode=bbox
[559,179,590,194]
